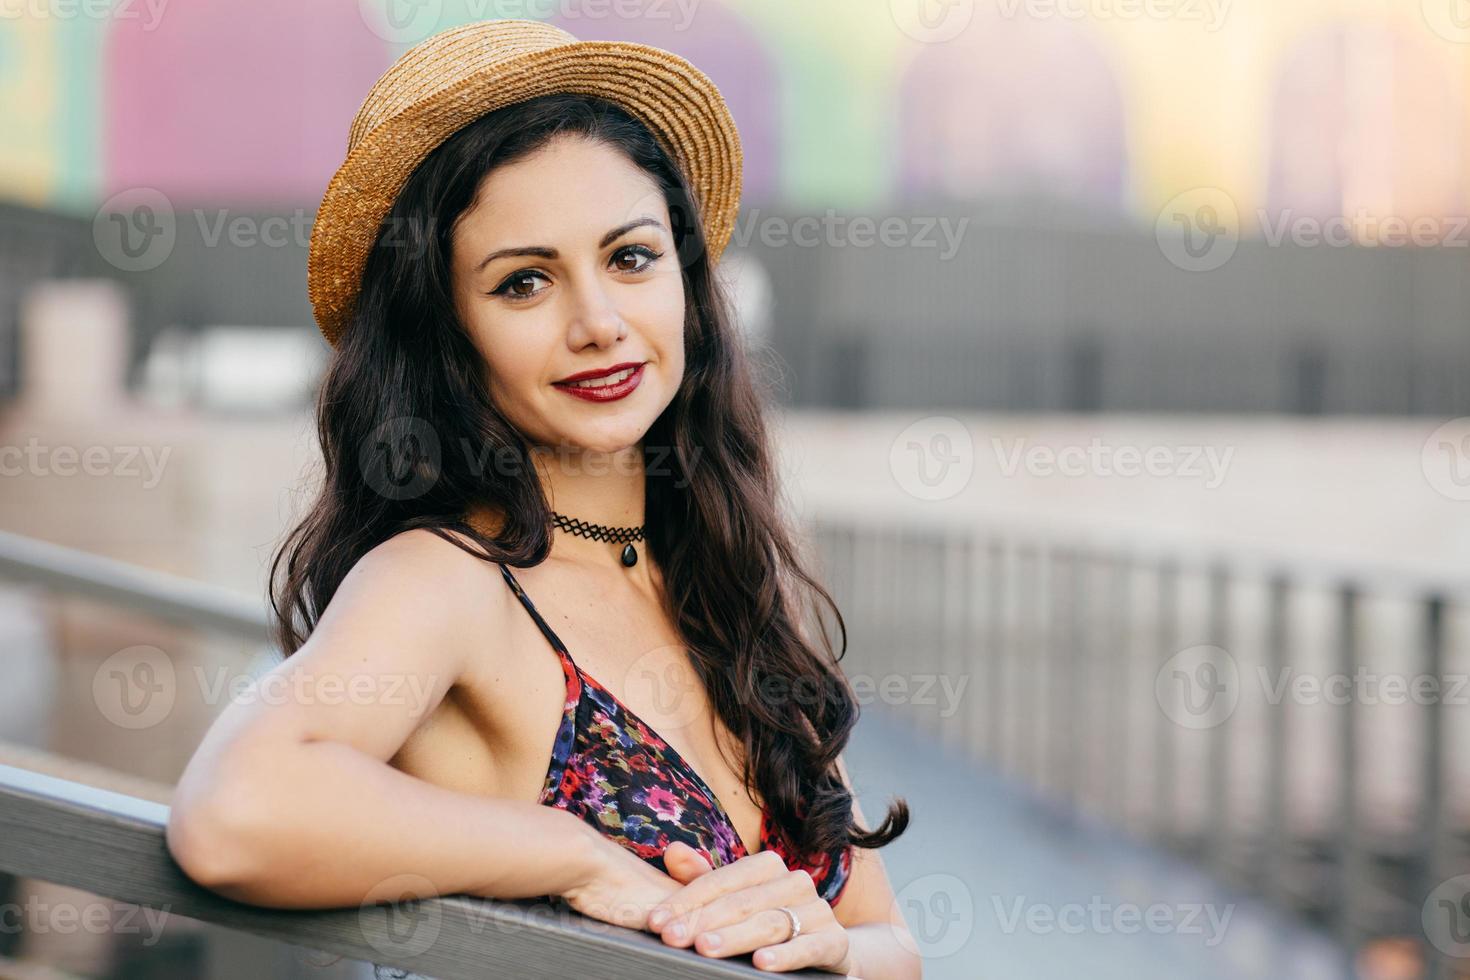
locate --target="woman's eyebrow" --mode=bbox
[474,217,666,273]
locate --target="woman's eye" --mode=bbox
[488,246,661,302]
[613,244,662,272]
[490,271,549,301]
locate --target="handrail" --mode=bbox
[799,499,1470,599]
[0,532,833,975]
[0,529,270,640]
[0,763,821,979]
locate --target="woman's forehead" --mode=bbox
[460,137,667,244]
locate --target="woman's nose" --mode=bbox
[566,275,625,346]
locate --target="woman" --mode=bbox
[166,19,917,978]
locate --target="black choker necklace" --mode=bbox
[551,511,646,567]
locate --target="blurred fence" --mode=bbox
[803,507,1470,976]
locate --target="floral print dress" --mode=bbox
[372,562,853,980]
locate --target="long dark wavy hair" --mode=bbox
[270,93,908,862]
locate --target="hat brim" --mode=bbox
[307,39,743,347]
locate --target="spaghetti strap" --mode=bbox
[492,561,853,904]
[497,562,578,667]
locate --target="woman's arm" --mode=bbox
[166,530,665,922]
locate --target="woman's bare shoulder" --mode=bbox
[318,527,513,679]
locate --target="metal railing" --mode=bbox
[804,507,1468,978]
[0,532,810,979]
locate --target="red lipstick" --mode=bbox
[552,361,645,402]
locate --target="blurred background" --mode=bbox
[1,0,1469,977]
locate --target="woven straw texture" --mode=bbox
[307,19,744,347]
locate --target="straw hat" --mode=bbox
[307,18,744,347]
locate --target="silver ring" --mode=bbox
[776,904,802,942]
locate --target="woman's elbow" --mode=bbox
[165,792,271,900]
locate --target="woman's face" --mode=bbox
[450,134,687,455]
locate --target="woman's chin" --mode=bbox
[547,421,654,458]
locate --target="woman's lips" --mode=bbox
[552,363,645,402]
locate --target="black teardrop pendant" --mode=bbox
[620,543,638,567]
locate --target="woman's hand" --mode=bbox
[558,826,712,931]
[649,842,855,975]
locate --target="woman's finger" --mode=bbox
[689,893,832,960]
[751,925,851,973]
[662,841,713,884]
[668,870,818,950]
[647,849,790,934]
